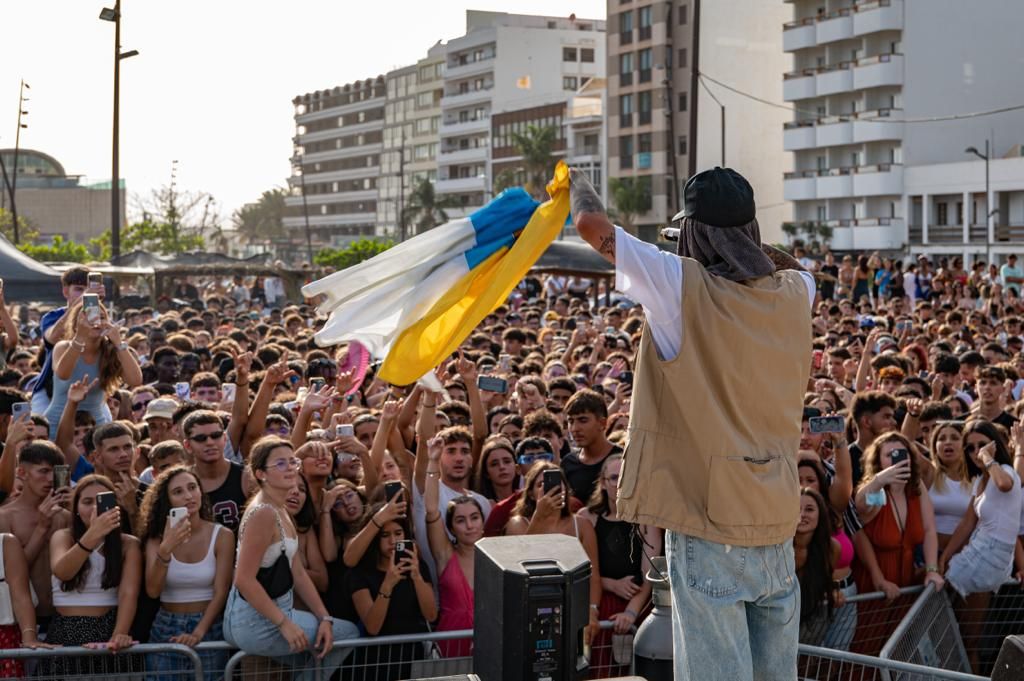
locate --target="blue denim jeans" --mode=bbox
[147,608,228,681]
[222,588,359,681]
[666,531,799,681]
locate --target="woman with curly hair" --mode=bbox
[44,301,142,438]
[139,465,234,680]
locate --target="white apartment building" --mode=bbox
[782,0,1024,259]
[287,78,386,247]
[436,11,606,218]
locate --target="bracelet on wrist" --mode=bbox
[380,590,391,599]
[426,512,441,524]
[624,608,638,619]
[75,539,95,553]
[157,552,171,565]
[371,516,382,529]
[926,565,939,573]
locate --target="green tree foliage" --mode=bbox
[313,238,394,270]
[509,124,558,199]
[233,189,286,244]
[18,235,90,262]
[403,180,460,237]
[0,208,40,244]
[92,218,205,258]
[609,177,652,235]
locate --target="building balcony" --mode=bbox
[816,8,854,44]
[853,53,903,89]
[853,163,903,196]
[853,0,903,36]
[300,143,382,164]
[908,224,989,245]
[783,109,903,150]
[783,71,816,101]
[782,18,816,51]
[291,165,381,185]
[283,212,377,229]
[784,164,903,200]
[826,218,905,251]
[435,175,487,194]
[438,146,488,164]
[783,1,903,53]
[445,56,495,80]
[817,63,854,96]
[441,117,490,136]
[441,88,493,109]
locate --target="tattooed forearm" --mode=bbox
[761,244,805,272]
[569,168,606,217]
[599,232,616,258]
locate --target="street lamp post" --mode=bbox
[966,141,996,266]
[100,1,139,261]
[3,80,30,244]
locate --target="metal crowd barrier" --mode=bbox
[1,621,628,681]
[797,644,987,681]
[799,585,925,656]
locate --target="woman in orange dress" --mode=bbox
[850,432,943,656]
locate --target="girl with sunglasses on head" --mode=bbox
[223,437,359,681]
[939,420,1023,672]
[578,454,660,677]
[139,465,233,681]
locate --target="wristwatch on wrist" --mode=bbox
[118,341,129,352]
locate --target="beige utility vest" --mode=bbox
[617,257,812,546]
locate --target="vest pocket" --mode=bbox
[705,455,798,528]
[617,431,645,500]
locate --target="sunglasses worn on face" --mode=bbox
[518,452,554,465]
[133,401,151,411]
[190,430,224,443]
[964,441,988,455]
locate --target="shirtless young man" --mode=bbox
[0,439,71,622]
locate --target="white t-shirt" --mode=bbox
[973,465,1023,544]
[903,271,917,303]
[412,480,491,585]
[928,478,973,536]
[613,226,817,359]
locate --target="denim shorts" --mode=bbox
[147,607,228,681]
[946,532,1015,599]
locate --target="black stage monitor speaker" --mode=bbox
[992,634,1024,680]
[473,535,591,681]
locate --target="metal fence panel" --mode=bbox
[0,642,204,681]
[800,586,925,658]
[879,585,971,677]
[798,644,987,681]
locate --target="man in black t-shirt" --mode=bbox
[560,389,621,503]
[184,410,250,533]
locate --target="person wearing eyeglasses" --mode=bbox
[579,453,660,676]
[184,410,253,535]
[223,437,359,681]
[939,421,1023,672]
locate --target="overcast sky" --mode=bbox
[2,1,605,223]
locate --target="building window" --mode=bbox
[639,6,652,40]
[620,136,634,169]
[563,76,578,90]
[620,94,634,127]
[639,48,653,83]
[679,3,688,24]
[937,203,948,226]
[563,47,578,62]
[678,92,687,111]
[581,48,595,63]
[678,48,687,68]
[619,11,633,43]
[678,135,688,155]
[638,91,652,125]
[619,53,634,86]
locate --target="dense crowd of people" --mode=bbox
[0,249,1023,678]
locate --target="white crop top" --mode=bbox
[51,549,119,608]
[162,525,222,604]
[239,503,298,568]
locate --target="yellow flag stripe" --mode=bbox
[379,161,571,385]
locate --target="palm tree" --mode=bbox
[510,124,558,199]
[609,177,652,235]
[403,179,461,237]
[232,188,286,245]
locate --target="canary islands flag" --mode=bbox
[303,161,570,386]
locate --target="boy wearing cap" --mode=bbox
[570,167,815,680]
